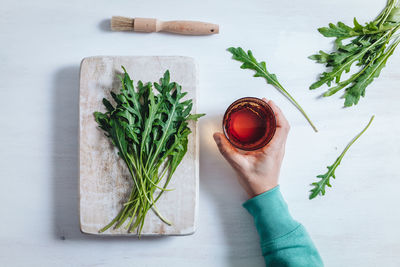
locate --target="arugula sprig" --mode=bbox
[94,67,204,235]
[309,115,375,199]
[228,47,318,132]
[310,0,400,107]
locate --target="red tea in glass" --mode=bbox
[223,97,276,151]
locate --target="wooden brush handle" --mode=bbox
[134,18,219,35]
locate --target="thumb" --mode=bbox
[213,132,242,166]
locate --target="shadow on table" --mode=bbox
[198,116,265,267]
[51,66,168,243]
[98,19,112,32]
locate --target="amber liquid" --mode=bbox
[224,98,276,151]
[227,107,267,144]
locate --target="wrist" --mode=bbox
[248,183,279,198]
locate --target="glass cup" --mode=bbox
[223,97,276,151]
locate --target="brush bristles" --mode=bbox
[111,16,134,31]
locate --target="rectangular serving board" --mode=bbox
[79,56,199,235]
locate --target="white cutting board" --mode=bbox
[79,56,199,235]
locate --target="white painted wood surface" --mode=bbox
[79,56,198,235]
[0,0,399,266]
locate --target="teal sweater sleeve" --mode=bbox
[243,186,323,267]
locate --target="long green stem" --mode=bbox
[275,81,318,132]
[376,0,398,26]
[126,201,140,230]
[99,208,124,233]
[340,116,374,159]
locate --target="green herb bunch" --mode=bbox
[310,0,400,106]
[94,67,204,235]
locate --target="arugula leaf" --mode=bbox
[94,67,204,235]
[228,47,318,132]
[318,22,355,38]
[309,115,375,199]
[310,0,400,107]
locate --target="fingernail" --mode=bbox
[213,133,220,143]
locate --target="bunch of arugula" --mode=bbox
[310,0,400,106]
[94,67,204,235]
[309,115,374,199]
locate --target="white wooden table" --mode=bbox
[0,0,399,266]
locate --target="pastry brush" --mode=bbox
[111,16,219,35]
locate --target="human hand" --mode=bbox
[213,99,290,198]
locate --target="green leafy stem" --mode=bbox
[228,47,318,132]
[309,115,375,199]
